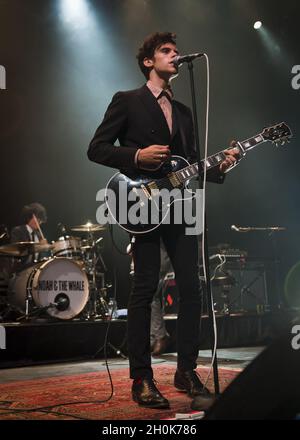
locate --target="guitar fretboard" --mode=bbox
[150,122,290,190]
[174,150,227,184]
[173,132,266,185]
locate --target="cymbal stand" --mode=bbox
[85,232,109,319]
[219,283,231,315]
[24,266,34,320]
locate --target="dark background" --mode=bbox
[0,0,299,307]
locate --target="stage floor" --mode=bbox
[0,346,262,384]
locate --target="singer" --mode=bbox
[88,32,239,409]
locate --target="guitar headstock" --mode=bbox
[262,122,293,146]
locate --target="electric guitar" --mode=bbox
[105,122,292,234]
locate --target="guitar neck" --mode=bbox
[173,131,266,185]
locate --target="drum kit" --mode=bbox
[0,223,111,321]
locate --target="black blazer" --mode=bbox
[88,84,224,183]
[11,225,32,243]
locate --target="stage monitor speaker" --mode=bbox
[204,323,300,419]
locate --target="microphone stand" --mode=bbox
[187,61,220,395]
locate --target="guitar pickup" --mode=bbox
[168,173,181,188]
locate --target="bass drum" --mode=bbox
[9,257,89,320]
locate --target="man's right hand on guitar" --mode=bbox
[137,145,171,167]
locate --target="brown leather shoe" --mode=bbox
[132,378,170,409]
[151,335,171,356]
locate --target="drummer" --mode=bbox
[11,202,49,268]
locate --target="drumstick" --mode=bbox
[32,214,45,241]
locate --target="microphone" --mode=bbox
[55,297,68,307]
[48,298,68,309]
[173,53,204,66]
[53,294,70,311]
[231,225,286,233]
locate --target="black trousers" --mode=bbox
[128,222,202,380]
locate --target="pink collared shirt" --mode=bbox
[146,80,173,134]
[134,81,173,166]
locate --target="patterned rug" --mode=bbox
[0,365,240,420]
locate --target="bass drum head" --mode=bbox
[32,257,89,320]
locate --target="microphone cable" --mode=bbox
[197,53,219,392]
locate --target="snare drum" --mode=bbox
[52,236,83,260]
[9,257,89,320]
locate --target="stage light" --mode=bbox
[59,0,93,29]
[254,21,262,30]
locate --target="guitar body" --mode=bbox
[106,155,192,234]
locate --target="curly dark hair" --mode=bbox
[21,202,47,224]
[136,32,177,79]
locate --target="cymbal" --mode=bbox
[0,242,35,257]
[71,223,106,232]
[0,242,54,257]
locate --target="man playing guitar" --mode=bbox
[88,32,239,409]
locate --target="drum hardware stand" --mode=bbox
[16,302,57,321]
[86,276,109,320]
[83,232,110,320]
[219,285,231,315]
[212,280,235,315]
[25,285,32,320]
[23,265,41,320]
[17,272,35,321]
